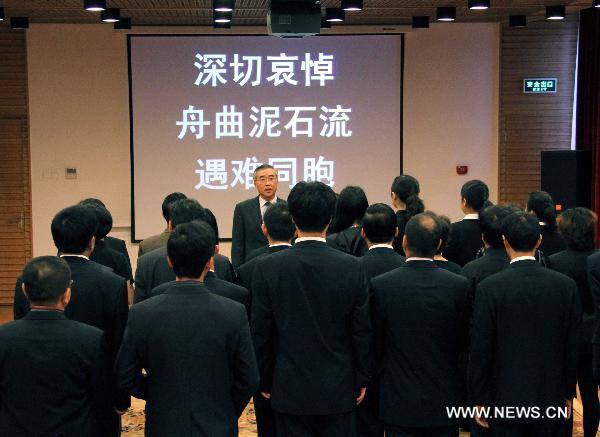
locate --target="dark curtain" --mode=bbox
[575,7,600,242]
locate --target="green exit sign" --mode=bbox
[523,78,557,94]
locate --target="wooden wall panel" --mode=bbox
[498,16,579,206]
[0,27,31,311]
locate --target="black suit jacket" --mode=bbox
[550,248,597,355]
[251,240,372,415]
[0,311,114,436]
[135,246,235,303]
[244,245,270,264]
[150,271,250,316]
[326,226,368,257]
[105,235,132,273]
[91,239,133,282]
[444,218,483,267]
[371,261,470,427]
[360,247,405,281]
[540,225,567,257]
[392,210,412,256]
[237,245,291,311]
[14,256,130,417]
[587,252,600,379]
[469,260,580,416]
[462,247,510,307]
[231,196,286,268]
[435,259,462,274]
[115,282,259,437]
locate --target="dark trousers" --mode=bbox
[255,394,276,437]
[274,410,355,437]
[491,421,566,437]
[356,383,383,437]
[577,355,599,437]
[384,425,458,437]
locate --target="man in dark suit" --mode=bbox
[357,203,405,437]
[462,204,517,293]
[232,164,286,269]
[13,205,130,435]
[252,181,371,437]
[237,202,295,437]
[469,212,580,436]
[134,199,234,303]
[1,256,114,436]
[444,180,490,267]
[371,213,470,437]
[116,221,259,436]
[360,203,405,282]
[138,192,186,257]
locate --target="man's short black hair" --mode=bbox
[203,208,220,241]
[22,256,71,304]
[288,181,337,233]
[80,202,113,240]
[432,213,451,255]
[558,208,597,251]
[461,180,489,212]
[264,203,295,242]
[162,192,187,222]
[362,203,397,244]
[480,204,521,248]
[167,221,215,278]
[169,198,207,228]
[79,198,106,208]
[51,205,98,254]
[502,211,541,252]
[404,213,442,258]
[253,164,277,180]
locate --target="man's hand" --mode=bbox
[261,392,271,399]
[566,399,572,420]
[356,387,367,405]
[475,405,489,429]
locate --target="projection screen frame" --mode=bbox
[128,33,404,243]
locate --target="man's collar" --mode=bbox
[464,213,479,220]
[510,255,536,264]
[369,244,394,251]
[406,257,434,262]
[269,243,292,247]
[259,196,277,207]
[295,237,326,243]
[60,254,89,260]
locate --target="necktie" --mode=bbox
[262,201,271,218]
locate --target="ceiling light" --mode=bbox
[412,16,429,28]
[213,11,232,23]
[468,0,490,10]
[114,17,131,29]
[594,0,600,7]
[342,0,363,11]
[325,8,345,22]
[213,0,234,12]
[0,8,4,21]
[546,5,565,20]
[101,8,120,22]
[437,7,456,22]
[509,15,526,27]
[84,0,106,11]
[10,17,29,29]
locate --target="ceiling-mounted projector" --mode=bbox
[268,0,322,38]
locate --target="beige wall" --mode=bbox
[28,23,500,261]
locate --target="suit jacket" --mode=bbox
[435,259,462,275]
[91,239,133,282]
[550,248,597,355]
[105,235,132,272]
[469,260,580,417]
[150,271,250,316]
[244,245,270,264]
[115,282,259,437]
[251,240,372,415]
[0,310,114,436]
[231,196,286,269]
[444,218,483,267]
[326,226,368,257]
[462,247,510,307]
[587,252,600,379]
[540,225,567,257]
[371,261,470,427]
[14,256,130,417]
[138,231,170,258]
[134,247,235,303]
[392,210,412,256]
[360,247,405,281]
[237,245,291,311]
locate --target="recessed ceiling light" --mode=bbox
[546,5,565,20]
[84,0,106,12]
[437,7,456,22]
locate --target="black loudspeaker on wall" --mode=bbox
[540,150,592,210]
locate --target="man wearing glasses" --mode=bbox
[232,164,286,269]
